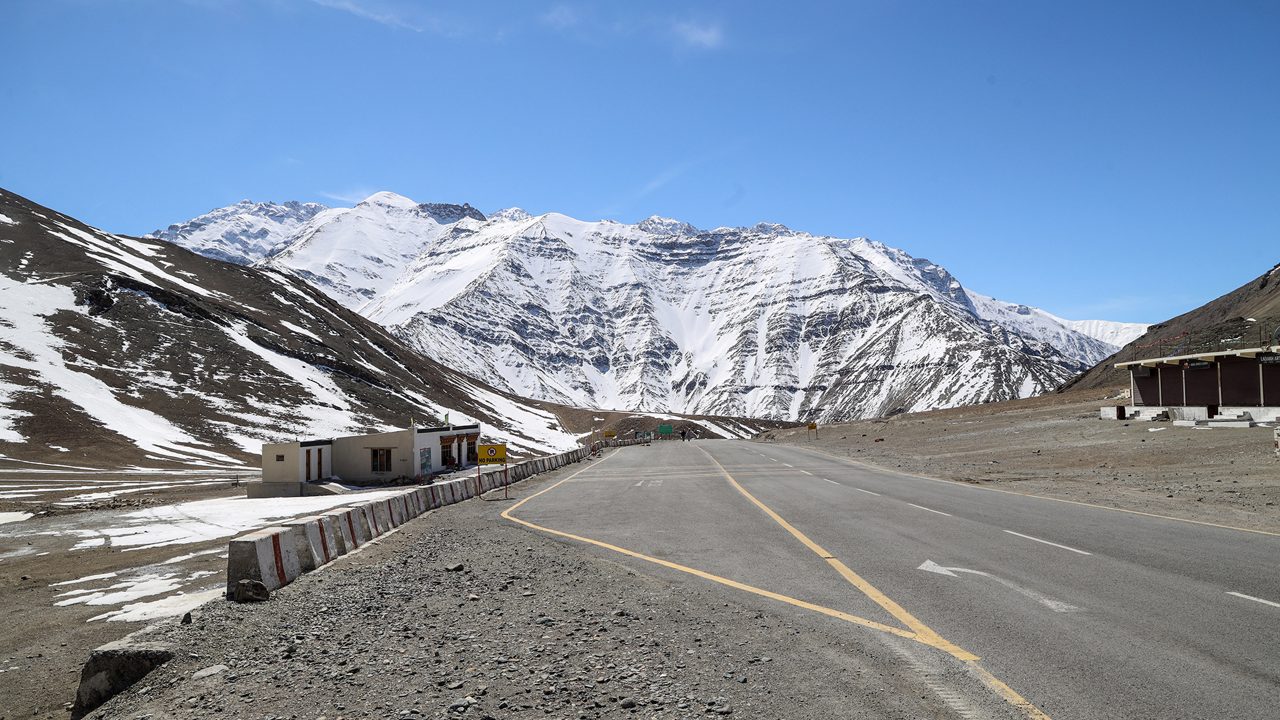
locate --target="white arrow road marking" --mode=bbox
[918,560,1081,613]
[1227,591,1280,608]
[1003,529,1092,556]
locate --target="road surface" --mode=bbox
[504,440,1280,719]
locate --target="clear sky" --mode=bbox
[2,1,1277,323]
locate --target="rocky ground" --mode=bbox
[766,386,1280,534]
[82,463,961,720]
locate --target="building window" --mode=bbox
[275,454,285,462]
[371,448,392,473]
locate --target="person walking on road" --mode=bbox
[680,429,687,442]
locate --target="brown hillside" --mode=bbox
[1067,262,1280,390]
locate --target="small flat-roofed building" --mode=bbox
[1107,347,1280,423]
[253,424,483,498]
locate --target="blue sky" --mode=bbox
[2,0,1277,323]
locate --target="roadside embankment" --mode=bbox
[70,441,641,718]
[765,387,1280,534]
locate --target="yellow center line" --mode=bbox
[500,454,914,639]
[503,485,915,639]
[504,446,1051,720]
[698,447,976,660]
[701,446,1052,720]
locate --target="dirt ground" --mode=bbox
[764,386,1280,534]
[0,479,246,720]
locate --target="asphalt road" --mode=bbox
[506,440,1280,720]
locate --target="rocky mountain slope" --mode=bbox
[149,200,325,265]
[150,193,1147,421]
[1068,262,1280,390]
[0,189,692,469]
[964,291,1146,367]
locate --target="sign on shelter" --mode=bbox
[478,443,507,465]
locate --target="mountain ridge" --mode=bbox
[0,188,780,469]
[149,192,1149,420]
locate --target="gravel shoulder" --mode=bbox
[86,455,997,720]
[765,386,1280,534]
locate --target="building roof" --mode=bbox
[416,424,481,433]
[1115,346,1278,369]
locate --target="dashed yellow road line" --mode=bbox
[698,446,1052,720]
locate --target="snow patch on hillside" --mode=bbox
[0,277,241,464]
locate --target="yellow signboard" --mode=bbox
[478,443,507,465]
[603,430,617,439]
[807,422,818,430]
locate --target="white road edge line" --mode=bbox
[907,503,952,517]
[1004,530,1092,556]
[1227,591,1280,608]
[855,488,880,496]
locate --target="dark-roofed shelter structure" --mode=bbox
[1107,346,1280,423]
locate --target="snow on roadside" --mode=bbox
[53,569,224,622]
[90,587,225,622]
[0,511,33,525]
[58,491,402,551]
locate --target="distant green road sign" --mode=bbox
[658,424,674,436]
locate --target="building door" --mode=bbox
[305,449,312,481]
[316,447,324,480]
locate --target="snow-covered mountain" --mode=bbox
[150,192,1146,421]
[148,199,326,265]
[965,291,1147,366]
[0,190,592,468]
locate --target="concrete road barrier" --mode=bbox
[316,514,344,557]
[370,500,392,534]
[225,525,303,597]
[362,504,384,537]
[283,516,333,572]
[323,508,357,554]
[225,439,632,599]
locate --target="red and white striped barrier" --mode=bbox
[322,507,359,554]
[283,516,337,572]
[227,439,640,599]
[225,525,303,597]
